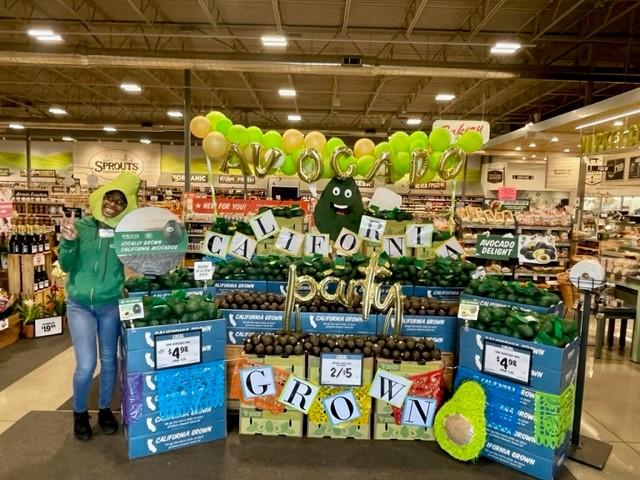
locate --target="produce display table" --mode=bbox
[612,279,640,362]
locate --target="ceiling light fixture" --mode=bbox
[167,110,183,118]
[435,93,455,102]
[278,88,296,97]
[288,114,302,122]
[103,126,117,133]
[613,120,624,127]
[515,146,522,151]
[575,108,640,129]
[261,35,287,47]
[563,148,570,153]
[529,142,536,148]
[62,136,75,142]
[120,83,142,93]
[48,106,67,115]
[531,154,537,158]
[9,123,24,130]
[521,156,526,160]
[490,42,521,55]
[140,138,151,144]
[28,28,54,37]
[550,136,559,142]
[406,118,422,126]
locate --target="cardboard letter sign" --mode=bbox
[240,366,276,400]
[202,231,230,258]
[383,235,406,257]
[335,228,362,256]
[275,228,305,255]
[229,232,257,261]
[401,397,437,427]
[406,223,433,248]
[323,390,361,425]
[249,209,280,241]
[369,369,412,408]
[278,375,319,414]
[435,237,464,259]
[358,215,386,244]
[305,233,330,256]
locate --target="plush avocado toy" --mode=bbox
[314,177,365,240]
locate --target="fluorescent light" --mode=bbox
[563,148,570,153]
[575,108,640,129]
[613,120,624,127]
[521,156,526,160]
[103,126,117,132]
[48,106,67,115]
[9,123,24,130]
[261,35,287,47]
[36,34,63,42]
[140,138,151,144]
[120,83,142,93]
[167,110,183,118]
[529,142,536,148]
[515,146,522,151]
[62,136,75,142]
[544,157,548,160]
[551,136,559,142]
[278,88,296,97]
[28,28,55,37]
[490,42,521,55]
[288,114,301,121]
[435,93,455,101]
[531,154,537,158]
[406,118,422,126]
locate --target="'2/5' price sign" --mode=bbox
[482,340,532,385]
[320,353,363,387]
[154,330,202,370]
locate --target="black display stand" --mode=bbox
[567,288,613,470]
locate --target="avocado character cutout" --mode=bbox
[314,177,364,241]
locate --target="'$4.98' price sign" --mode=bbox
[154,330,202,370]
[482,340,532,385]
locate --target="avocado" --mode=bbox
[313,176,365,240]
[162,219,185,244]
[434,381,487,461]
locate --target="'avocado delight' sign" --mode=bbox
[476,235,518,261]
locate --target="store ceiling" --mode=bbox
[0,0,639,140]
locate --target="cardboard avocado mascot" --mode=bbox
[88,172,140,228]
[314,177,365,241]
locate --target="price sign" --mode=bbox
[194,261,214,281]
[458,298,480,321]
[119,297,145,321]
[482,340,532,385]
[320,353,363,387]
[33,253,46,267]
[154,330,202,370]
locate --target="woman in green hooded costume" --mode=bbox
[58,172,140,441]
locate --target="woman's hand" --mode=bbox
[60,210,78,241]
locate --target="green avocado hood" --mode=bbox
[88,172,140,228]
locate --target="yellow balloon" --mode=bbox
[189,116,211,139]
[354,138,375,158]
[282,129,304,154]
[304,131,327,152]
[202,131,228,158]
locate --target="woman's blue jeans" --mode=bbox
[67,298,120,412]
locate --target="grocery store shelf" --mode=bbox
[514,272,561,278]
[460,223,515,229]
[517,225,572,231]
[555,242,571,247]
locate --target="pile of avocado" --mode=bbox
[464,277,561,308]
[383,256,476,287]
[210,217,254,236]
[258,205,305,218]
[474,306,577,347]
[365,206,414,221]
[125,267,198,293]
[124,291,219,328]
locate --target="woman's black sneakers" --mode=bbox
[98,408,118,435]
[73,411,92,441]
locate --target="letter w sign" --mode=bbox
[369,369,413,408]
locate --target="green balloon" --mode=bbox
[246,126,264,144]
[374,141,391,157]
[410,139,427,152]
[395,151,411,176]
[263,130,282,149]
[322,154,334,178]
[356,155,375,177]
[227,124,250,147]
[215,118,232,135]
[324,137,345,155]
[281,155,297,176]
[458,130,484,153]
[409,131,429,145]
[205,111,227,129]
[429,128,451,151]
[389,131,411,153]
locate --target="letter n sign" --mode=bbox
[278,375,319,414]
[369,369,412,408]
[401,396,437,427]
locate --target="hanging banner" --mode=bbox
[546,158,580,190]
[186,195,311,216]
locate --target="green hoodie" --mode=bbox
[59,173,140,307]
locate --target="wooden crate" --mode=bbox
[8,252,52,298]
[306,355,374,439]
[373,358,445,441]
[239,354,306,437]
[0,313,21,349]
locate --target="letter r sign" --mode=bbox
[278,375,319,414]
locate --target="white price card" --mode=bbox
[458,298,480,321]
[194,261,214,281]
[320,353,363,387]
[482,340,532,385]
[154,330,202,370]
[33,253,46,267]
[119,297,145,321]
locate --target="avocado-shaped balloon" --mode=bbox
[163,220,184,244]
[314,177,364,241]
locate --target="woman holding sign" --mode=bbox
[59,172,140,441]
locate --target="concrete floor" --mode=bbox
[0,320,639,480]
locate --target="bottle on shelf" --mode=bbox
[20,226,29,255]
[0,232,7,271]
[29,226,38,255]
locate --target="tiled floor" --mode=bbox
[0,320,639,479]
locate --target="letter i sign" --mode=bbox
[369,369,412,408]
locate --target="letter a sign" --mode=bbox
[369,369,413,408]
